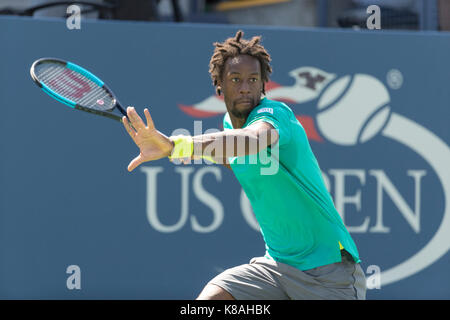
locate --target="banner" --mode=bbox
[0,16,449,299]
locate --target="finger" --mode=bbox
[125,116,137,132]
[127,106,146,129]
[127,154,143,172]
[181,157,191,165]
[144,108,155,129]
[122,116,137,140]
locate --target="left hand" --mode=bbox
[122,107,174,172]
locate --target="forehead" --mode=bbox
[224,54,261,74]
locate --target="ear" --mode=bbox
[216,76,224,96]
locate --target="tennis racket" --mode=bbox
[30,57,128,123]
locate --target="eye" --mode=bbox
[231,78,240,83]
[250,78,258,83]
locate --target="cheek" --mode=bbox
[254,83,263,95]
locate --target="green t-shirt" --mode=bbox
[223,97,360,271]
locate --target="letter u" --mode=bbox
[140,166,194,233]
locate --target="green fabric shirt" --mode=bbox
[223,97,361,271]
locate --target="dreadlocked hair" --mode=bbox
[209,30,272,96]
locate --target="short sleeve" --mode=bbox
[245,103,292,147]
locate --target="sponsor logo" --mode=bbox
[257,107,273,114]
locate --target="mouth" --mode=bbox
[235,99,252,105]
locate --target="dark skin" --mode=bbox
[220,54,265,128]
[123,54,278,299]
[122,54,278,171]
[191,54,278,167]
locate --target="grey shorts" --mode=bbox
[208,251,366,300]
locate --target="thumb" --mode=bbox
[128,154,143,172]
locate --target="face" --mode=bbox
[218,54,264,120]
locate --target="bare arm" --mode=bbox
[122,107,278,171]
[191,121,279,166]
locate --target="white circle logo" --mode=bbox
[387,69,404,90]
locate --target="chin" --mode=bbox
[230,107,251,119]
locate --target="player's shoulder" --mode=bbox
[251,98,293,119]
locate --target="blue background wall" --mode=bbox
[0,16,449,299]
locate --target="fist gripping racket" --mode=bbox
[30,57,128,122]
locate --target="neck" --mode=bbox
[227,97,264,129]
[230,116,246,129]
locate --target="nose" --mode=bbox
[239,81,250,94]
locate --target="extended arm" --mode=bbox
[191,121,279,165]
[122,107,279,171]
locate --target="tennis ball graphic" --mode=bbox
[316,74,391,146]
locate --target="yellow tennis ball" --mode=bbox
[316,74,391,146]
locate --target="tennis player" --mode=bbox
[122,31,366,300]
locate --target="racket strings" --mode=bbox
[77,85,112,110]
[37,64,86,98]
[36,63,114,111]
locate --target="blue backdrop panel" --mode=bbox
[0,16,449,299]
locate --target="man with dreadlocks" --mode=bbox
[122,30,366,300]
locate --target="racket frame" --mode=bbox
[30,57,127,122]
